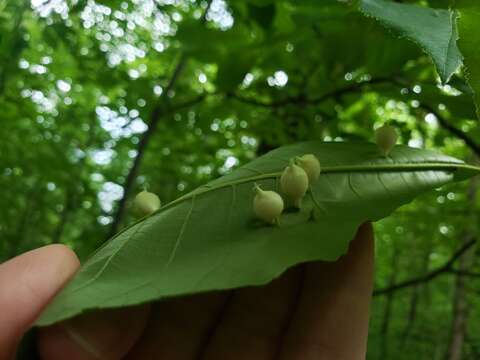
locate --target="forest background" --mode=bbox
[1,0,480,358]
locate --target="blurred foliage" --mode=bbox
[0,0,479,358]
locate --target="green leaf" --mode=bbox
[248,3,276,30]
[94,0,122,9]
[247,0,274,5]
[37,142,480,326]
[358,0,462,83]
[216,50,256,91]
[176,21,252,63]
[456,0,480,118]
[175,21,224,62]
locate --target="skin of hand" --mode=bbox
[1,223,374,360]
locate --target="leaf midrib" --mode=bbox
[176,161,479,203]
[109,161,479,243]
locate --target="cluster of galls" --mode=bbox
[133,126,396,225]
[253,154,321,225]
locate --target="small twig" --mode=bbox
[227,77,392,108]
[420,103,480,157]
[106,2,213,240]
[373,239,477,296]
[449,269,480,278]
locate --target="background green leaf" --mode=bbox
[456,0,480,118]
[358,0,462,83]
[216,49,256,91]
[248,2,276,30]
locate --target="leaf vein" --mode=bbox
[165,196,196,268]
[348,173,363,200]
[71,219,150,293]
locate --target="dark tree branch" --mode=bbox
[107,91,208,239]
[107,104,165,239]
[107,2,213,240]
[380,77,480,157]
[165,54,187,95]
[118,93,208,130]
[227,77,392,108]
[173,93,209,111]
[449,269,480,278]
[229,75,480,157]
[420,103,480,157]
[373,239,477,296]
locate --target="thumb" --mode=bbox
[0,244,79,359]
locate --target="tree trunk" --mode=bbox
[446,235,474,360]
[379,242,399,360]
[446,178,478,360]
[400,242,431,346]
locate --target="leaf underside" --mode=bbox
[37,142,480,326]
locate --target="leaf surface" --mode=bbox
[456,0,480,118]
[358,0,462,83]
[37,142,480,326]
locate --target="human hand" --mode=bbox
[2,223,374,360]
[0,244,80,360]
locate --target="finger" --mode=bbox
[278,223,375,360]
[0,244,80,360]
[37,305,150,360]
[125,292,229,360]
[202,265,303,360]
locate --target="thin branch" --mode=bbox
[420,103,480,157]
[165,55,187,96]
[308,77,393,104]
[106,87,209,240]
[107,105,164,239]
[230,74,480,157]
[381,77,480,157]
[106,2,213,240]
[173,93,209,111]
[228,75,480,157]
[373,239,477,296]
[227,77,392,108]
[449,269,480,278]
